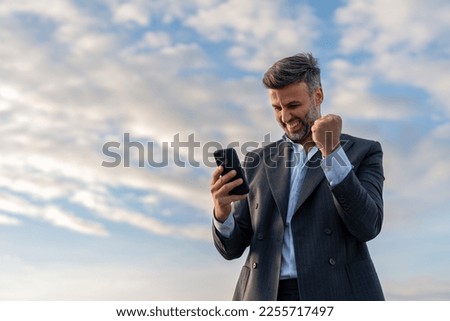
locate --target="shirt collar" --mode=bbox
[282,134,319,161]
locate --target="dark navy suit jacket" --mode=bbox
[213,134,385,300]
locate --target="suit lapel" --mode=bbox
[340,134,355,161]
[264,141,291,224]
[293,150,324,214]
[263,135,356,221]
[293,137,355,214]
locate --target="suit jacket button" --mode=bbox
[329,258,336,266]
[257,233,264,240]
[324,228,332,235]
[252,262,257,269]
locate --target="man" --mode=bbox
[210,53,385,301]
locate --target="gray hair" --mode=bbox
[262,52,321,94]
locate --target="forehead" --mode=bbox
[268,82,310,105]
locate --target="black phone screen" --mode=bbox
[213,148,249,195]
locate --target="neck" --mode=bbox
[297,135,315,153]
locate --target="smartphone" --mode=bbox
[214,148,249,195]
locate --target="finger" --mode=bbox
[219,193,247,206]
[220,177,243,195]
[315,115,325,125]
[210,166,223,185]
[211,169,241,196]
[211,169,237,194]
[311,118,320,131]
[230,193,248,202]
[212,169,238,191]
[220,169,237,184]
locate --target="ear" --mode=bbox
[314,87,324,106]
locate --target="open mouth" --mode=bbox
[286,120,301,132]
[283,118,312,142]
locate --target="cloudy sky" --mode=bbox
[0,0,449,300]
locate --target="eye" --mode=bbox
[273,105,282,112]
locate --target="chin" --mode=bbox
[287,128,309,143]
[288,130,302,140]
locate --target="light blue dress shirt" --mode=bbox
[214,136,353,279]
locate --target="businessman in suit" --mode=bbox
[210,53,385,301]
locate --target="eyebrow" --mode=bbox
[286,100,302,106]
[272,100,303,108]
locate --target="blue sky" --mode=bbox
[0,0,449,300]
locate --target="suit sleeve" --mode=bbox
[330,141,384,242]
[212,149,260,260]
[212,197,253,260]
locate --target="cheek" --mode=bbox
[292,109,306,120]
[274,111,281,122]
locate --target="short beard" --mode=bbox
[287,102,320,144]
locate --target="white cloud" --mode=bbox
[138,31,172,49]
[333,0,450,117]
[69,187,210,241]
[335,0,450,55]
[0,213,20,226]
[0,35,220,238]
[0,0,221,240]
[185,0,320,71]
[329,0,450,229]
[0,118,213,238]
[103,0,222,27]
[0,0,82,22]
[326,59,420,120]
[111,0,151,26]
[0,0,110,57]
[0,194,108,236]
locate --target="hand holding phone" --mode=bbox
[213,148,249,195]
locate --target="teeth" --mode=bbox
[287,121,299,129]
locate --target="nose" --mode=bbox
[281,108,292,123]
